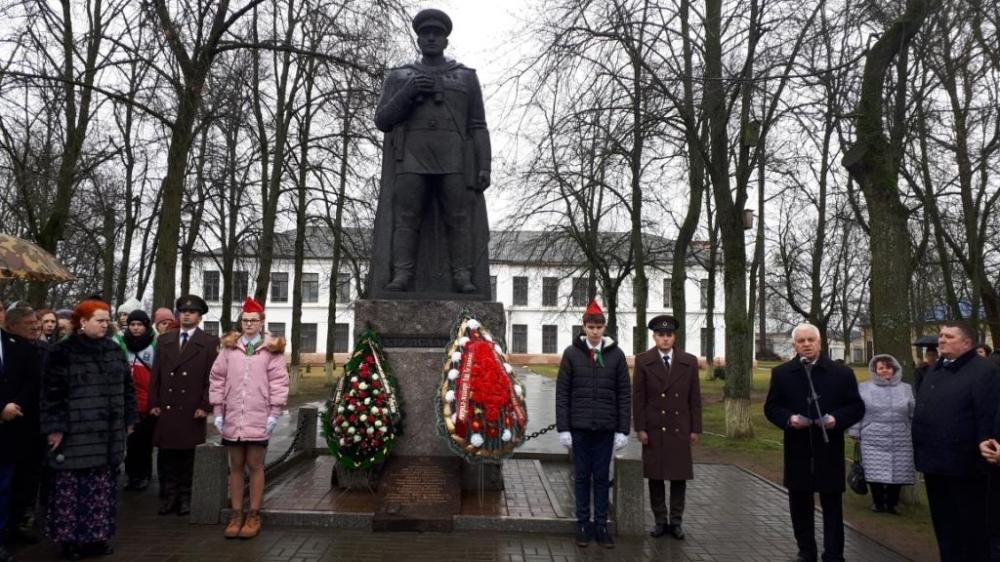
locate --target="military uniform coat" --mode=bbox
[632,347,702,480]
[764,355,865,493]
[148,328,219,449]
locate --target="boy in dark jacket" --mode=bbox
[556,300,630,549]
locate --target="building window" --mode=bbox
[572,325,583,339]
[662,278,672,308]
[268,322,285,338]
[571,277,589,307]
[542,277,559,307]
[203,271,220,302]
[271,272,288,303]
[300,323,317,353]
[231,270,249,302]
[490,276,497,301]
[542,325,558,354]
[334,323,350,353]
[511,324,528,353]
[335,272,351,302]
[301,273,319,303]
[699,279,709,310]
[203,321,220,337]
[512,276,528,306]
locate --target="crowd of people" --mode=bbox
[0,293,288,562]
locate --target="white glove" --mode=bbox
[614,432,628,450]
[266,416,278,435]
[559,431,572,449]
[213,416,224,432]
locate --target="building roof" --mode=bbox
[199,227,713,268]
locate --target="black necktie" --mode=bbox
[663,355,670,369]
[180,332,188,349]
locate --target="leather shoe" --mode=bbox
[650,523,669,537]
[7,526,39,545]
[669,524,685,540]
[158,498,177,515]
[791,555,817,562]
[594,525,615,549]
[124,478,149,491]
[60,543,83,561]
[177,498,191,516]
[575,523,591,547]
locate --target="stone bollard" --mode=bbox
[190,443,229,524]
[613,444,645,536]
[296,406,319,453]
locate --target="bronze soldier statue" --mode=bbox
[371,8,492,297]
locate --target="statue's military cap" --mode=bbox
[175,294,209,315]
[648,314,679,333]
[412,8,452,36]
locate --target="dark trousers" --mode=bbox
[157,448,195,505]
[925,472,989,562]
[0,463,14,533]
[571,430,613,526]
[9,436,45,528]
[788,491,844,562]
[868,482,901,509]
[649,479,686,525]
[125,416,156,482]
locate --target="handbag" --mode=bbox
[847,441,868,495]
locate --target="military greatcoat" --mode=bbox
[632,347,702,480]
[148,328,219,449]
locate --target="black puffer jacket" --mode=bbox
[556,335,631,434]
[40,333,137,470]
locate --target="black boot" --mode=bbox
[595,524,615,549]
[575,522,592,547]
[385,269,414,291]
[60,543,83,561]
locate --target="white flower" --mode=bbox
[340,438,348,446]
[350,376,358,383]
[459,336,470,348]
[372,374,380,381]
[372,389,380,396]
[359,382,369,390]
[353,434,362,442]
[366,427,375,435]
[369,407,379,416]
[484,333,493,342]
[448,369,459,381]
[364,397,372,405]
[340,421,349,428]
[452,351,462,363]
[379,426,388,433]
[347,404,356,411]
[502,429,512,442]
[470,433,484,447]
[514,384,523,397]
[445,390,455,403]
[504,363,513,374]
[374,419,383,428]
[467,319,481,330]
[347,426,356,435]
[360,414,368,422]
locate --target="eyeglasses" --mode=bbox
[242,319,261,324]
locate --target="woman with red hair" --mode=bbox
[40,299,137,560]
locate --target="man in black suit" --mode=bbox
[764,323,865,562]
[0,311,44,562]
[914,321,999,562]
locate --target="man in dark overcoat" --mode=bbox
[148,295,219,516]
[0,320,42,562]
[914,321,999,562]
[633,315,701,540]
[556,300,630,549]
[764,323,864,562]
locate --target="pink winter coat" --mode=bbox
[209,332,289,442]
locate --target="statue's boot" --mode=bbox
[452,268,476,293]
[386,228,417,291]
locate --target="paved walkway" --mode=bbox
[8,368,913,561]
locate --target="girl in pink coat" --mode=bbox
[209,298,288,539]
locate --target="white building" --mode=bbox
[188,228,728,361]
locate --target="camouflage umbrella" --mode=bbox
[0,233,75,283]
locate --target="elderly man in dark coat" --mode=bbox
[633,314,701,540]
[914,321,999,562]
[148,295,219,516]
[556,300,630,549]
[764,323,864,562]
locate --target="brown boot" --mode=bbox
[223,511,244,539]
[238,510,261,539]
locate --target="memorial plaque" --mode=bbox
[372,455,462,532]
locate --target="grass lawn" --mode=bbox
[527,361,937,562]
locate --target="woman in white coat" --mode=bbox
[848,354,915,514]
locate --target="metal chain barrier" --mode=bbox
[264,414,309,476]
[522,423,557,442]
